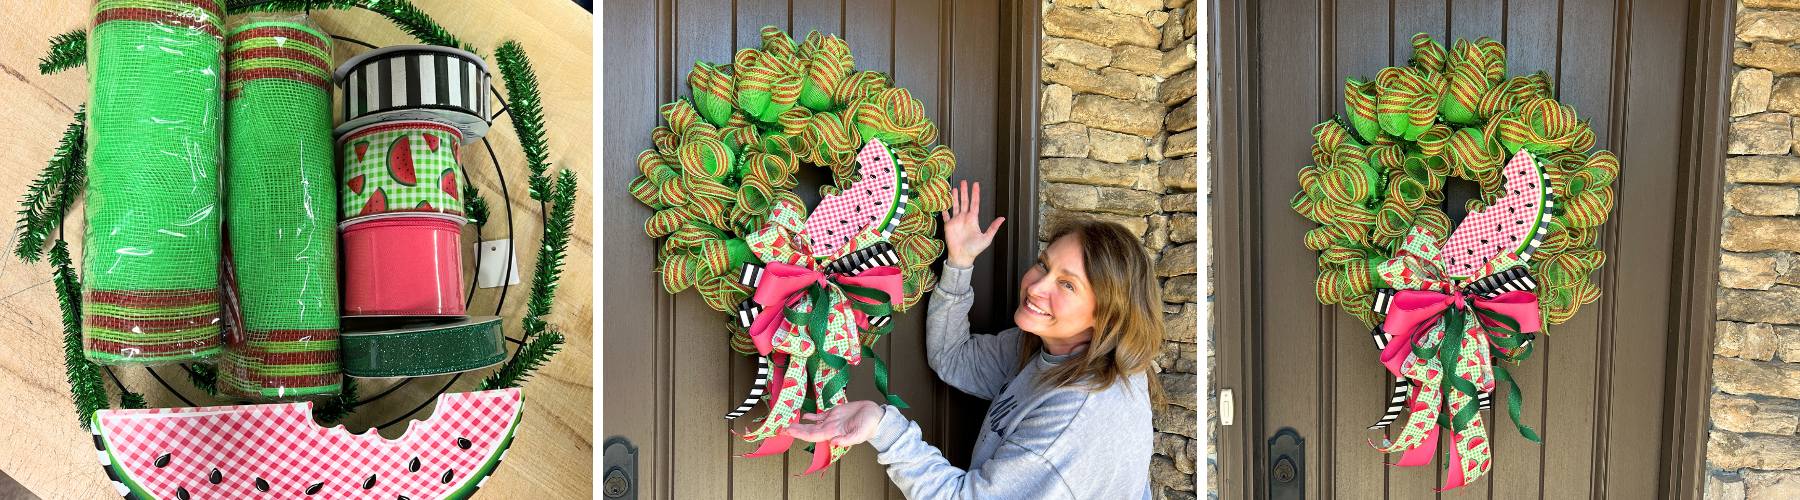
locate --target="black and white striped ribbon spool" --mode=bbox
[724,356,772,420]
[1365,265,1537,430]
[334,45,492,143]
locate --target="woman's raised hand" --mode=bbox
[942,180,1004,268]
[785,400,886,446]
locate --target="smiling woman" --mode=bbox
[784,182,1166,499]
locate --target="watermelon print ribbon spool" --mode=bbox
[91,388,522,499]
[340,213,467,317]
[334,45,493,143]
[218,14,341,400]
[340,120,467,221]
[82,0,228,365]
[339,316,507,378]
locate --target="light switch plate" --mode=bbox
[475,239,521,288]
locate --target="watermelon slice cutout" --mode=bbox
[1441,149,1556,279]
[348,175,366,195]
[92,389,523,500]
[803,139,910,259]
[390,136,418,186]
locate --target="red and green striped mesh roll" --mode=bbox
[1293,33,1618,326]
[218,15,341,399]
[82,0,227,365]
[630,26,955,322]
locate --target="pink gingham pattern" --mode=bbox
[1442,149,1549,279]
[805,139,903,259]
[94,388,521,499]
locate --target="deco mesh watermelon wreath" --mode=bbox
[630,26,956,472]
[1293,34,1622,490]
[630,26,955,348]
[1293,33,1619,328]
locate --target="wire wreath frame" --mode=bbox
[83,33,531,433]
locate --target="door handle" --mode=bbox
[1268,427,1304,499]
[603,436,638,499]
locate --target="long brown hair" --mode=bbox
[1018,219,1166,406]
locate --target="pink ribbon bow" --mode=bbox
[745,261,903,357]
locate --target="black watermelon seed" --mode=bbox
[154,454,172,468]
[400,496,412,500]
[254,478,270,492]
[441,469,455,484]
[363,474,378,489]
[306,482,324,495]
[409,457,422,472]
[457,437,472,450]
[209,468,222,484]
[175,487,191,500]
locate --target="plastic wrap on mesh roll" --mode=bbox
[340,316,507,378]
[82,0,226,365]
[338,120,467,220]
[218,14,341,400]
[340,213,468,317]
[333,45,493,142]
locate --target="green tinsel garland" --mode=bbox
[38,29,84,75]
[483,41,572,391]
[14,109,84,262]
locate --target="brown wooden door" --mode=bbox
[601,1,1041,498]
[1212,0,1731,498]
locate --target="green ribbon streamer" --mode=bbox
[864,345,907,408]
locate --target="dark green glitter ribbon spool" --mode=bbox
[340,316,507,378]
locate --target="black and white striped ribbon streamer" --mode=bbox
[724,356,772,420]
[1365,265,1538,430]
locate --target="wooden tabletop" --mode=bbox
[0,1,594,498]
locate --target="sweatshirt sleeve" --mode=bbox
[866,405,1078,500]
[925,262,1023,400]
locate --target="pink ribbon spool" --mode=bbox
[340,213,466,317]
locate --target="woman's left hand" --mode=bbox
[785,400,886,446]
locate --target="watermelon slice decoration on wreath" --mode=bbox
[803,138,910,259]
[1439,149,1554,279]
[91,389,522,500]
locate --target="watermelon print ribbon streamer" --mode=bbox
[1294,33,1620,328]
[1372,228,1542,491]
[732,201,904,474]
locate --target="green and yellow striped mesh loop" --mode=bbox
[1292,33,1620,327]
[633,26,956,314]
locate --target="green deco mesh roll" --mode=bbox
[218,15,341,399]
[82,0,226,365]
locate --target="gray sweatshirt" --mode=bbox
[866,263,1154,499]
